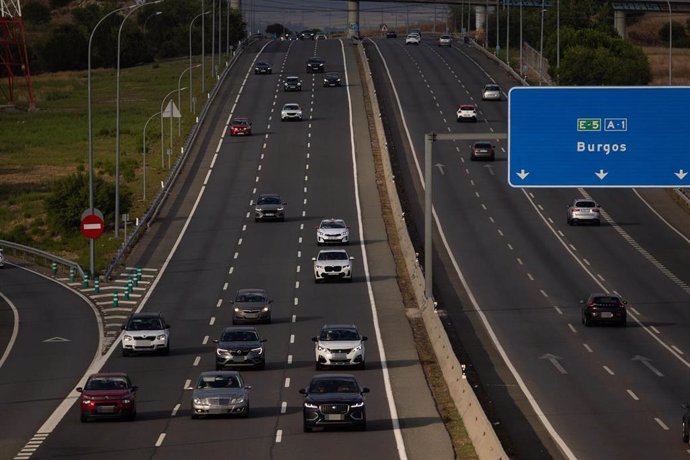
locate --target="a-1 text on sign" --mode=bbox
[81,213,105,239]
[508,87,690,187]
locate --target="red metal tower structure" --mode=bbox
[0,0,35,110]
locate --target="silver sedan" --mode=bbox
[567,199,601,225]
[280,103,303,121]
[191,371,251,418]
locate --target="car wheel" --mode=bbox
[347,277,353,283]
[303,421,312,433]
[490,155,495,161]
[162,345,170,355]
[256,362,266,370]
[359,418,367,431]
[191,413,199,420]
[242,404,250,418]
[567,218,572,225]
[683,422,689,443]
[265,316,272,324]
[619,319,627,328]
[122,348,129,357]
[358,360,365,370]
[126,409,136,421]
[470,156,476,161]
[315,362,322,370]
[216,364,222,371]
[595,220,601,226]
[80,412,88,423]
[232,318,238,325]
[583,315,591,327]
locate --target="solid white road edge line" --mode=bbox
[0,292,19,369]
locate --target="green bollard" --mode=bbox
[113,291,119,308]
[94,279,100,294]
[82,277,89,288]
[69,267,75,283]
[51,262,57,275]
[124,289,130,301]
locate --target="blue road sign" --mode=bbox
[508,87,690,188]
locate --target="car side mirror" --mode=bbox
[165,324,171,329]
[283,202,287,205]
[623,300,628,305]
[299,388,307,395]
[362,336,368,341]
[245,385,252,390]
[261,338,268,343]
[349,256,355,260]
[361,388,370,394]
[311,257,317,261]
[269,300,274,304]
[121,325,126,330]
[132,386,139,392]
[76,387,83,393]
[213,339,219,343]
[579,300,585,304]
[311,337,318,342]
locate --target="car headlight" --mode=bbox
[217,348,229,356]
[122,398,132,404]
[231,397,245,404]
[255,207,261,212]
[351,401,364,408]
[304,402,318,409]
[277,207,284,211]
[82,399,92,405]
[354,345,362,351]
[262,306,269,312]
[123,335,133,341]
[316,345,326,352]
[250,347,263,355]
[156,334,167,341]
[234,307,240,312]
[193,398,205,405]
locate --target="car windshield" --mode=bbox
[593,296,622,305]
[233,119,249,126]
[575,201,596,208]
[286,77,299,82]
[257,62,268,66]
[320,328,360,341]
[486,85,500,91]
[283,104,299,110]
[320,221,345,229]
[460,105,474,110]
[474,143,491,149]
[258,196,281,205]
[308,58,323,63]
[197,375,241,389]
[319,252,348,261]
[127,318,163,330]
[221,330,259,342]
[85,377,129,390]
[235,292,266,302]
[309,378,358,394]
[441,35,450,39]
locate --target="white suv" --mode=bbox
[121,312,170,356]
[456,104,477,122]
[312,249,354,282]
[438,34,452,47]
[312,324,367,369]
[316,218,350,245]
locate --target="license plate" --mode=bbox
[96,405,116,414]
[600,312,613,318]
[325,414,344,421]
[233,356,246,362]
[332,354,346,360]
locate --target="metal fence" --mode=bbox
[0,239,85,279]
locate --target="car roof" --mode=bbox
[89,372,129,378]
[232,117,249,122]
[310,373,357,381]
[259,193,281,198]
[318,249,348,254]
[485,84,500,89]
[320,218,345,223]
[321,324,358,330]
[286,75,300,79]
[236,288,266,295]
[459,104,475,109]
[199,370,241,377]
[573,199,596,203]
[221,325,259,333]
[473,141,492,146]
[256,60,269,65]
[130,312,162,319]
[308,56,323,61]
[325,72,340,76]
[283,103,300,107]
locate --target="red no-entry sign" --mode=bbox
[80,213,105,239]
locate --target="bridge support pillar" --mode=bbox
[230,0,241,12]
[614,10,626,38]
[348,0,360,38]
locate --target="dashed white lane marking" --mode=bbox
[215,138,223,152]
[292,315,297,323]
[296,265,300,273]
[627,389,640,401]
[284,378,290,388]
[223,282,228,291]
[297,250,301,258]
[569,244,577,251]
[516,258,523,265]
[155,433,166,447]
[497,229,504,236]
[553,305,563,315]
[287,355,293,364]
[527,273,534,281]
[655,418,669,430]
[171,404,180,417]
[203,170,212,185]
[290,334,295,344]
[193,356,200,366]
[229,267,234,275]
[275,430,283,443]
[184,379,191,389]
[210,153,218,168]
[672,345,684,355]
[583,343,593,353]
[202,336,209,345]
[295,281,300,289]
[540,289,548,298]
[209,317,215,325]
[583,258,591,266]
[596,273,605,282]
[557,230,564,237]
[281,402,287,414]
[294,297,299,306]
[216,299,222,308]
[649,325,660,334]
[603,365,615,375]
[567,324,577,333]
[233,252,239,259]
[507,243,514,251]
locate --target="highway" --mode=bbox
[15,39,453,460]
[0,265,100,458]
[365,36,690,459]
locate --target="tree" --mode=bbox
[39,23,87,71]
[23,2,52,25]
[266,23,289,36]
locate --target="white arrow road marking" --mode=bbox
[675,169,688,180]
[516,169,529,180]
[484,164,495,176]
[43,337,70,343]
[632,355,664,377]
[434,163,446,175]
[540,354,567,374]
[595,169,608,180]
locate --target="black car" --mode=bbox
[299,30,315,40]
[306,57,325,73]
[283,76,302,92]
[214,326,267,370]
[581,293,627,327]
[254,60,272,75]
[254,193,286,221]
[386,30,397,38]
[299,374,369,432]
[323,72,342,87]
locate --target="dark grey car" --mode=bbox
[254,60,272,74]
[232,288,272,324]
[299,374,369,432]
[254,194,286,221]
[306,57,325,73]
[191,371,251,418]
[323,72,342,87]
[214,326,267,370]
[283,76,302,91]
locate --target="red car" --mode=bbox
[77,372,138,422]
[230,117,252,136]
[581,293,627,327]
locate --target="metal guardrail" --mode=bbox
[0,239,85,279]
[103,35,261,280]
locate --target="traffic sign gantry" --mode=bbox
[508,87,690,187]
[80,213,105,239]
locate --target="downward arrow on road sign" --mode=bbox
[675,169,688,180]
[516,169,529,180]
[595,169,608,180]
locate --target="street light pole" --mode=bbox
[485,0,489,48]
[520,0,523,77]
[201,0,206,94]
[557,0,560,76]
[666,0,673,86]
[142,10,162,34]
[496,0,499,55]
[142,111,160,202]
[190,11,209,114]
[539,0,545,85]
[87,3,134,278]
[506,1,510,68]
[160,88,179,168]
[178,64,200,134]
[115,1,152,238]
